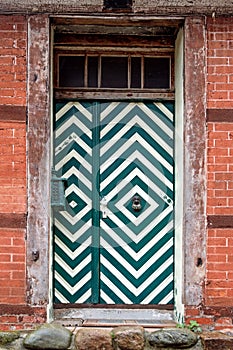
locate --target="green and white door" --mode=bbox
[53,100,174,305]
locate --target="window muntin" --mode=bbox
[57,54,172,90]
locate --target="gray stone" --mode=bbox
[23,323,71,349]
[75,328,113,350]
[112,326,144,350]
[147,328,198,348]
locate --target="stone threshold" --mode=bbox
[53,318,176,330]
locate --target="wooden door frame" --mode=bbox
[26,15,206,324]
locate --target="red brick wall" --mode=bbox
[0,16,26,106]
[0,15,28,329]
[185,17,233,330]
[206,18,233,313]
[207,18,233,109]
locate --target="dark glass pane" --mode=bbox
[88,56,98,88]
[131,57,141,88]
[101,57,128,88]
[104,0,132,9]
[144,57,170,89]
[59,56,85,87]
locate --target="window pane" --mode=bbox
[59,56,85,87]
[101,57,128,88]
[144,57,170,89]
[88,56,98,88]
[131,57,141,88]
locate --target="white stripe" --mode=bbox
[100,273,132,304]
[154,102,173,122]
[54,289,69,303]
[55,132,91,157]
[138,102,173,135]
[159,291,174,304]
[61,205,91,225]
[100,290,115,304]
[55,286,92,304]
[65,183,92,206]
[100,220,173,261]
[100,255,173,298]
[100,205,173,243]
[101,115,173,157]
[55,149,92,173]
[56,102,74,121]
[55,237,92,262]
[55,253,91,279]
[100,102,121,121]
[100,238,173,278]
[101,133,173,176]
[55,218,92,243]
[62,165,92,190]
[141,274,173,304]
[114,185,159,226]
[73,102,92,121]
[56,115,91,139]
[101,103,135,133]
[101,166,173,202]
[55,271,92,296]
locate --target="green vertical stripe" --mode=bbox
[91,102,100,303]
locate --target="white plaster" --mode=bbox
[174,27,184,323]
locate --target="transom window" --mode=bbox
[56,54,171,90]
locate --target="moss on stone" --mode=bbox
[0,331,20,345]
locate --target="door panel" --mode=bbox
[53,101,174,305]
[53,102,93,303]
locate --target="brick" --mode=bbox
[208,237,227,246]
[208,131,229,139]
[185,308,200,317]
[214,207,233,214]
[208,181,227,189]
[208,74,228,83]
[0,255,11,262]
[215,156,233,164]
[216,317,233,326]
[0,271,11,279]
[208,198,227,207]
[207,271,227,279]
[215,189,233,197]
[207,263,233,271]
[208,148,228,156]
[207,254,227,263]
[215,173,233,180]
[214,101,233,108]
[208,165,228,172]
[215,140,233,148]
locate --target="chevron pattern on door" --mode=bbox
[53,102,94,303]
[53,101,174,305]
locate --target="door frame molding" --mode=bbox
[26,15,206,323]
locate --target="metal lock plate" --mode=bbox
[51,169,67,211]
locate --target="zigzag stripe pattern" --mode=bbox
[99,102,174,304]
[53,102,93,304]
[53,101,174,305]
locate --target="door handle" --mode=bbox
[100,197,108,219]
[132,195,142,212]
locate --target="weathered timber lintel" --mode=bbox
[207,109,233,122]
[0,213,26,229]
[207,215,233,228]
[0,2,233,15]
[0,105,26,122]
